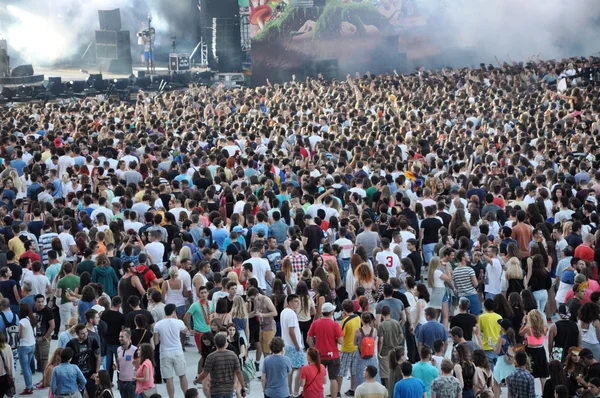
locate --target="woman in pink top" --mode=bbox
[300,348,326,398]
[519,309,548,391]
[134,344,156,397]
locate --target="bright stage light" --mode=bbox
[5,5,69,65]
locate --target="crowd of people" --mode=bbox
[0,54,598,398]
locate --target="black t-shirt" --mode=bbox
[407,251,423,282]
[7,262,21,288]
[437,212,452,230]
[421,217,443,244]
[67,337,100,377]
[450,313,478,341]
[33,306,54,337]
[109,257,123,279]
[101,310,126,346]
[586,362,600,382]
[194,177,213,191]
[159,194,172,211]
[131,328,153,347]
[567,298,582,321]
[302,224,324,253]
[125,309,154,329]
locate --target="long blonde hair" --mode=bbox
[231,295,247,319]
[528,310,545,338]
[505,257,523,279]
[427,256,442,289]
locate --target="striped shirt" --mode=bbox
[453,265,477,296]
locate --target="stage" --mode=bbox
[35,65,170,81]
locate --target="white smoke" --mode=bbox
[414,0,600,66]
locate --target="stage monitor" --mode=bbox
[12,64,34,78]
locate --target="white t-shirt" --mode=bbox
[178,269,192,292]
[20,317,36,347]
[485,258,503,295]
[154,317,186,353]
[58,232,76,260]
[245,257,271,290]
[24,274,50,298]
[433,269,446,288]
[280,308,302,349]
[398,231,416,258]
[375,250,401,278]
[333,238,353,259]
[145,242,165,268]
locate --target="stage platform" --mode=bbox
[35,65,170,81]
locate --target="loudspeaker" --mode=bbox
[98,9,122,31]
[137,71,145,78]
[46,77,63,95]
[11,64,34,77]
[96,31,131,60]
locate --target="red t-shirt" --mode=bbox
[230,267,247,289]
[300,364,326,398]
[20,251,41,263]
[136,265,157,286]
[307,318,343,361]
[574,245,594,263]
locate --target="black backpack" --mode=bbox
[0,312,19,349]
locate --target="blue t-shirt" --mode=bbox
[412,361,439,397]
[416,321,448,350]
[263,354,292,398]
[394,377,426,398]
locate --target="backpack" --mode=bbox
[503,345,515,365]
[137,267,152,290]
[359,328,375,359]
[0,312,19,349]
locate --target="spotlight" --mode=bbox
[113,78,129,90]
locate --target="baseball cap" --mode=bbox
[91,305,105,314]
[233,226,244,233]
[322,302,336,314]
[497,319,513,331]
[561,269,575,284]
[580,348,594,359]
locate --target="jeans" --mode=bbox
[461,294,481,315]
[485,349,498,372]
[533,289,548,313]
[340,258,350,284]
[19,345,35,388]
[117,380,137,398]
[484,292,497,300]
[422,243,436,264]
[106,344,120,381]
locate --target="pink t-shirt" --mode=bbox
[135,359,155,394]
[563,279,600,305]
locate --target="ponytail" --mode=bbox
[388,346,405,370]
[307,347,321,373]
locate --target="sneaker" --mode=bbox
[345,390,355,396]
[326,394,342,397]
[51,335,58,340]
[20,389,33,395]
[254,361,260,372]
[33,381,45,389]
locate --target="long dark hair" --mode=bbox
[493,294,513,319]
[200,332,215,358]
[97,369,112,392]
[137,343,155,367]
[19,303,37,329]
[295,281,310,315]
[548,360,567,387]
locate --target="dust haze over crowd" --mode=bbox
[416,0,600,67]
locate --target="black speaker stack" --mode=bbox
[95,9,132,75]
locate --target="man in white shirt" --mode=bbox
[123,212,144,233]
[90,197,114,221]
[58,220,78,262]
[57,147,75,177]
[145,230,165,269]
[153,304,189,398]
[483,246,503,299]
[398,219,416,258]
[375,238,401,278]
[243,246,272,293]
[280,294,306,396]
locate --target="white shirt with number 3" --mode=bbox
[375,250,401,278]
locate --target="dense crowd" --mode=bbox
[0,54,598,398]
